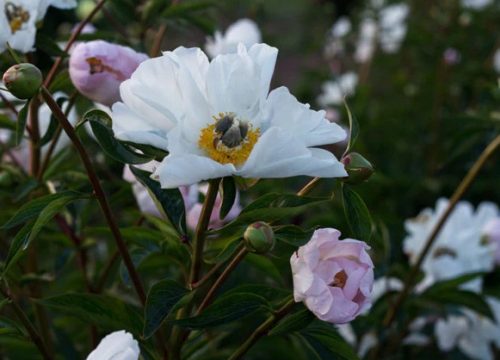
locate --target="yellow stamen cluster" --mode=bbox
[5,2,30,33]
[198,116,259,166]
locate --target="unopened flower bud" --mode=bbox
[69,40,148,106]
[2,63,42,99]
[341,152,374,184]
[244,222,275,254]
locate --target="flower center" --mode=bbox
[329,270,348,288]
[198,112,259,166]
[5,2,30,34]
[432,247,457,259]
[86,57,126,80]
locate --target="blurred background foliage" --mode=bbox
[0,0,499,359]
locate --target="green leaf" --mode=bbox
[39,97,66,146]
[35,33,67,57]
[2,191,86,274]
[0,113,16,131]
[120,141,168,161]
[274,225,314,247]
[84,109,153,164]
[15,100,29,145]
[2,191,81,229]
[419,288,494,320]
[269,306,315,336]
[219,177,236,220]
[342,185,372,241]
[39,293,143,333]
[161,0,215,18]
[300,321,360,360]
[211,193,329,241]
[423,273,484,293]
[3,222,34,274]
[174,293,269,329]
[130,166,187,236]
[144,279,188,338]
[343,100,359,155]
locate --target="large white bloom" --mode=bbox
[403,199,498,290]
[0,0,76,53]
[112,44,347,188]
[205,19,261,58]
[435,297,500,360]
[86,330,140,360]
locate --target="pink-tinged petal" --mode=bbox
[70,41,147,106]
[324,287,359,324]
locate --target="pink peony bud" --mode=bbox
[483,218,500,265]
[69,40,148,106]
[290,228,374,324]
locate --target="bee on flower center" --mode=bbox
[5,2,30,33]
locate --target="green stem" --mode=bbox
[189,178,222,285]
[43,0,107,88]
[196,246,248,314]
[383,134,500,327]
[228,297,295,360]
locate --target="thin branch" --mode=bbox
[0,285,52,360]
[383,134,500,327]
[43,0,107,88]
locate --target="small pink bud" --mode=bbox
[69,40,148,106]
[290,228,374,324]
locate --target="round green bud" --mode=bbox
[341,152,374,185]
[2,63,43,100]
[243,222,275,254]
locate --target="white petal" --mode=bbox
[239,127,347,179]
[154,154,235,188]
[264,86,347,146]
[86,330,140,360]
[112,102,169,151]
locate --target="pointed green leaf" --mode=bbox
[342,185,372,241]
[130,166,187,235]
[84,109,153,164]
[219,176,236,220]
[15,100,29,145]
[144,279,188,338]
[301,321,360,360]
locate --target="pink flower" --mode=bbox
[483,218,500,265]
[69,40,148,106]
[290,228,374,324]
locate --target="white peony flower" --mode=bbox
[0,0,39,53]
[435,298,500,360]
[112,44,347,188]
[317,72,358,107]
[86,330,140,360]
[403,198,498,290]
[378,3,409,53]
[461,0,493,10]
[205,18,261,58]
